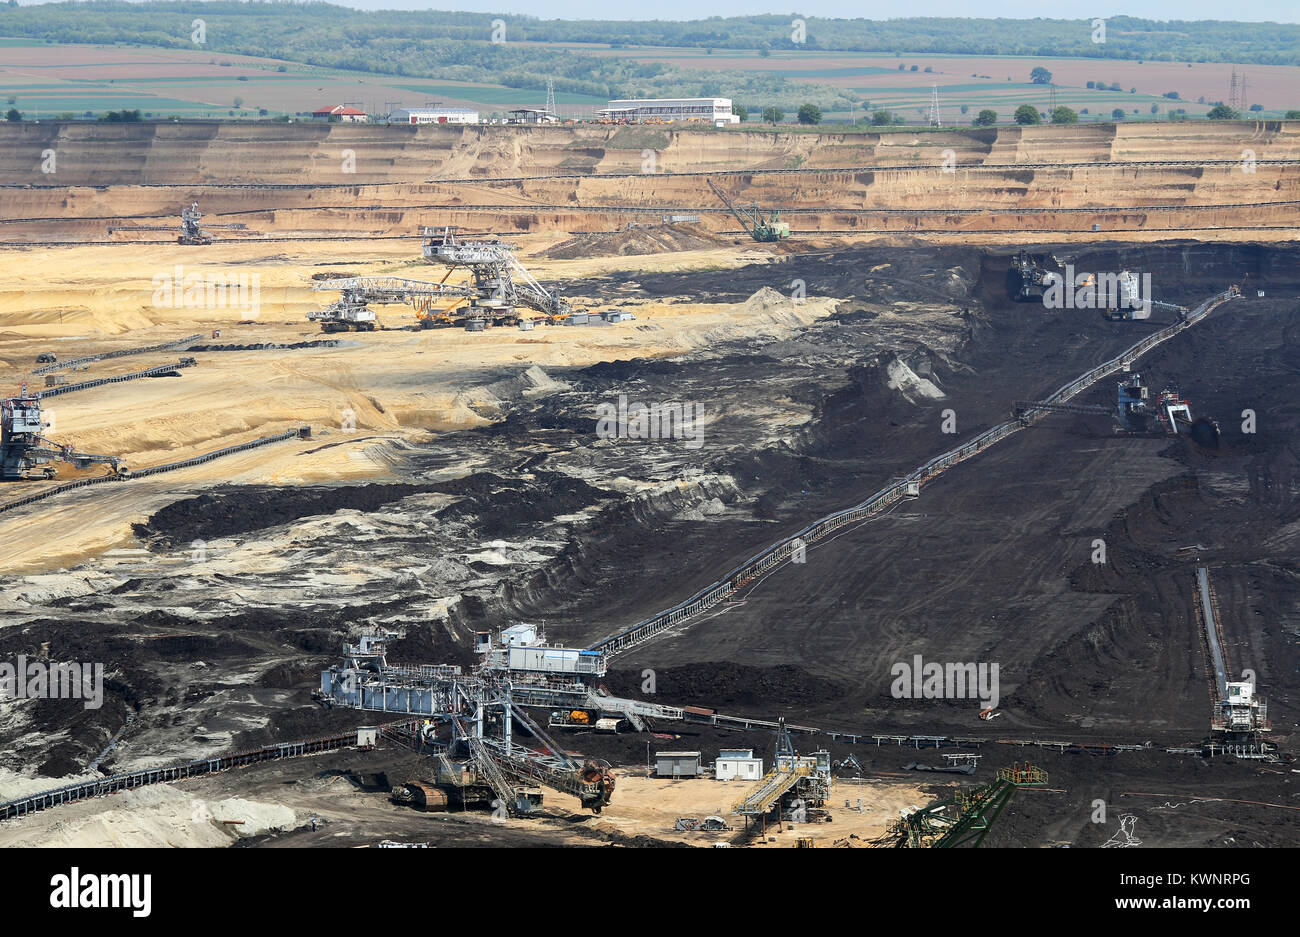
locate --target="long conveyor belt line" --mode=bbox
[587,287,1240,658]
[0,690,1225,827]
[1197,566,1230,700]
[25,198,1297,226]
[0,427,308,516]
[421,158,1300,185]
[31,335,204,376]
[0,718,423,823]
[36,359,195,398]
[7,222,1293,251]
[4,157,1295,191]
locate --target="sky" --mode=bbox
[321,1,1299,22]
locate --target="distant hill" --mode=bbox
[2,5,1298,66]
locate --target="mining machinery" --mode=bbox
[1014,373,1221,446]
[706,179,790,242]
[107,202,248,245]
[1194,566,1274,758]
[1056,268,1181,321]
[1099,270,1149,320]
[178,202,213,245]
[307,228,576,332]
[318,629,623,814]
[1011,258,1186,321]
[308,276,483,332]
[421,226,574,324]
[1007,250,1062,302]
[306,284,382,332]
[873,763,1047,848]
[0,389,129,480]
[1065,269,1153,320]
[380,687,616,815]
[731,720,831,828]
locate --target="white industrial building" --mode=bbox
[390,107,479,125]
[714,748,763,781]
[599,97,739,126]
[474,623,605,678]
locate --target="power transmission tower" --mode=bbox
[929,85,941,127]
[545,78,556,119]
[1228,67,1246,110]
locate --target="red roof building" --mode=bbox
[312,105,367,123]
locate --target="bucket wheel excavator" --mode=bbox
[1,390,130,480]
[307,227,576,332]
[107,202,248,245]
[1014,373,1221,447]
[386,687,616,817]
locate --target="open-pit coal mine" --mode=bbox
[0,110,1296,873]
[2,235,1298,853]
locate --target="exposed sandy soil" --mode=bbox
[2,122,1293,245]
[0,740,932,849]
[587,771,931,847]
[0,239,832,574]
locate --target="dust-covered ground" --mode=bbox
[2,241,1298,847]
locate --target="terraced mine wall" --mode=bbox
[1,121,1294,241]
[1,120,1295,186]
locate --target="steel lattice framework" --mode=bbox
[308,227,573,330]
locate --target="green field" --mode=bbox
[0,44,609,119]
[1,36,1291,125]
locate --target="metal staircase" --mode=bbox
[731,766,807,816]
[452,716,518,810]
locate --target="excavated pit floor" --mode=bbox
[1,241,1298,847]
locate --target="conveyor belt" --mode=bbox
[3,158,1297,192]
[36,359,195,398]
[1198,566,1230,700]
[587,287,1240,657]
[31,335,203,375]
[732,767,807,815]
[0,427,308,516]
[0,720,421,822]
[14,198,1297,225]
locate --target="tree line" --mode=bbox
[7,4,1296,65]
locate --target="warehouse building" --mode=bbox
[599,98,739,126]
[655,751,702,778]
[390,107,479,125]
